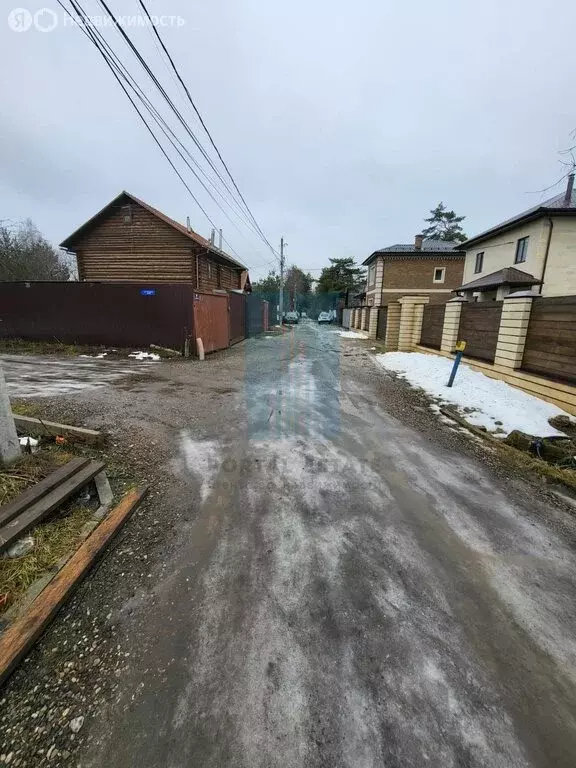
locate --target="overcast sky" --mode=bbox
[1,0,575,279]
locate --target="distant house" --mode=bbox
[456,174,576,301]
[60,191,251,292]
[362,235,465,306]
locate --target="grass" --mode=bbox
[0,338,83,356]
[0,448,92,614]
[0,505,94,613]
[0,450,72,506]
[9,400,42,418]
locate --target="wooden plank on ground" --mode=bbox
[0,458,90,528]
[13,415,104,446]
[0,461,105,554]
[0,487,147,688]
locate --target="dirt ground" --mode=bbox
[2,323,576,768]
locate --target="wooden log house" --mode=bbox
[60,191,251,292]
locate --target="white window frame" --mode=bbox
[368,264,376,287]
[433,267,446,284]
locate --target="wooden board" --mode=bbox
[0,461,105,554]
[420,305,445,349]
[377,307,388,340]
[522,296,576,384]
[460,302,503,362]
[13,415,103,446]
[0,458,89,528]
[0,487,147,688]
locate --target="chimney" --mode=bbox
[564,173,575,205]
[414,234,424,250]
[186,216,192,233]
[218,228,223,250]
[210,228,216,246]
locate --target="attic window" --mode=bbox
[433,267,445,283]
[122,205,132,225]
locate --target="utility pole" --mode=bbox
[279,236,286,324]
[0,362,19,464]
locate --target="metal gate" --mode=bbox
[192,292,229,354]
[377,307,388,339]
[228,291,246,345]
[246,294,264,337]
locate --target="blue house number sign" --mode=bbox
[140,288,156,296]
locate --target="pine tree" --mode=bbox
[316,258,365,293]
[422,202,467,243]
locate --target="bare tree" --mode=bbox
[0,219,71,281]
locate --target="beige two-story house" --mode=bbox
[456,174,576,300]
[362,235,465,306]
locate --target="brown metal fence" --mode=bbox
[377,307,388,340]
[522,296,576,384]
[459,301,503,362]
[192,291,229,354]
[419,305,445,349]
[0,281,194,351]
[228,291,246,345]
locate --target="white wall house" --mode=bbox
[457,175,576,300]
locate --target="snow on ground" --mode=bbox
[375,352,571,437]
[336,330,368,339]
[128,351,160,361]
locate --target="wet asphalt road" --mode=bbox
[5,323,576,767]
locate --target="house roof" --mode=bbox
[460,184,576,250]
[60,191,247,270]
[363,238,464,265]
[456,267,541,292]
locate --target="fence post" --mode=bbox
[494,291,534,370]
[368,306,381,339]
[0,362,20,464]
[384,302,401,352]
[441,297,467,353]
[397,296,429,352]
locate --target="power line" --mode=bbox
[136,0,279,258]
[57,0,277,271]
[94,0,268,248]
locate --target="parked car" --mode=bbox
[317,312,332,324]
[284,311,299,324]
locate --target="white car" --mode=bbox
[317,312,332,324]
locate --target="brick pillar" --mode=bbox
[384,302,401,351]
[397,296,430,352]
[368,306,381,339]
[494,292,534,369]
[360,307,367,332]
[441,297,467,353]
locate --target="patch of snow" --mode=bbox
[128,351,160,361]
[375,352,569,437]
[337,330,368,339]
[79,353,107,359]
[179,435,221,502]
